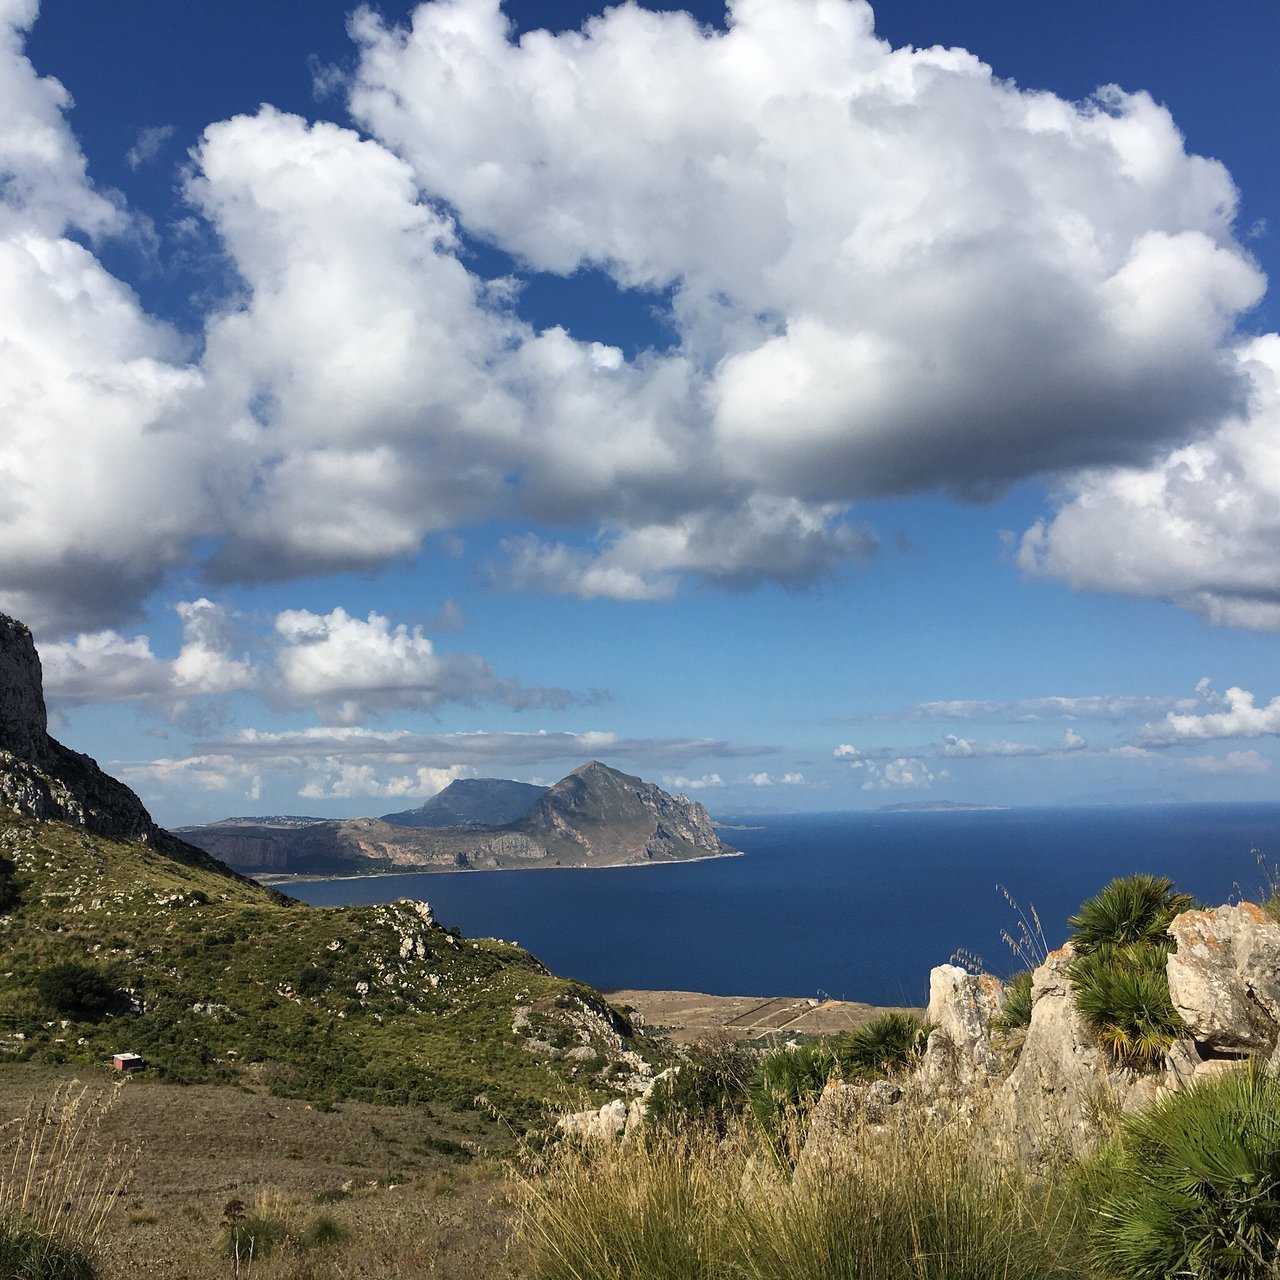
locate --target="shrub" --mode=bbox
[1065,874,1192,1071]
[993,969,1035,1033]
[222,1210,288,1263]
[0,854,20,913]
[33,963,118,1022]
[0,1221,96,1279]
[834,1011,930,1079]
[748,1042,839,1147]
[1068,943,1184,1070]
[296,964,330,997]
[1090,1059,1280,1279]
[1067,874,1194,952]
[646,1032,755,1135]
[305,1214,349,1248]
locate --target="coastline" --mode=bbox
[250,846,743,886]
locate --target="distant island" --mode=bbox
[176,762,740,875]
[878,800,1009,813]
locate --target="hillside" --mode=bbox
[382,777,548,827]
[0,612,663,1122]
[178,760,737,874]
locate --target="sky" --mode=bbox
[4,0,1280,824]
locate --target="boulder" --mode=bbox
[556,1097,627,1141]
[1167,903,1280,1053]
[918,964,1004,1090]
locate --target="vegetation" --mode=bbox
[993,968,1035,1033]
[1065,874,1192,1071]
[1066,874,1195,951]
[0,1079,132,1280]
[645,1032,756,1136]
[35,963,119,1022]
[834,1011,930,1079]
[0,815,660,1126]
[1089,1059,1280,1279]
[747,1042,839,1149]
[520,1108,1092,1280]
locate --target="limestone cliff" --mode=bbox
[0,613,245,877]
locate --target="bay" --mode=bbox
[284,803,1280,1007]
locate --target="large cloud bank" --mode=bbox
[0,0,1273,633]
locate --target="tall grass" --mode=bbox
[0,1079,133,1278]
[519,1108,1093,1280]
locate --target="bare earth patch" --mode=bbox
[606,989,923,1045]
[0,1063,521,1280]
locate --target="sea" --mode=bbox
[284,803,1280,1008]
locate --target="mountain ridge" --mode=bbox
[178,759,737,874]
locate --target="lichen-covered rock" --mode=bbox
[918,964,1004,1090]
[996,944,1159,1163]
[1167,903,1280,1053]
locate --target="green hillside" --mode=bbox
[0,815,659,1126]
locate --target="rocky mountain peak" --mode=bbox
[0,614,49,764]
[0,612,237,876]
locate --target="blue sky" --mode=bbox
[5,0,1280,823]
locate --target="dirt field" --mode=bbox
[607,989,923,1045]
[0,1063,523,1279]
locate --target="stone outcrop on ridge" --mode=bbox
[804,898,1280,1170]
[0,613,244,876]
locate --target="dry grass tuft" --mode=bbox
[0,1078,133,1255]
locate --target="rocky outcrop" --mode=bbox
[896,906,1280,1166]
[918,964,1004,1091]
[993,944,1161,1162]
[0,612,249,878]
[1167,902,1280,1056]
[0,616,48,763]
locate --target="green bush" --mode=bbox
[1066,875,1192,1071]
[1067,874,1194,951]
[33,963,118,1022]
[0,1220,96,1279]
[993,969,1035,1033]
[0,855,20,913]
[223,1211,288,1262]
[646,1032,755,1135]
[306,1214,349,1248]
[1090,1059,1280,1279]
[748,1042,838,1146]
[834,1012,930,1079]
[1068,943,1183,1070]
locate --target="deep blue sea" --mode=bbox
[284,804,1280,1007]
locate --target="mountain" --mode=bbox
[382,778,548,827]
[513,760,730,864]
[179,760,738,874]
[0,612,660,1117]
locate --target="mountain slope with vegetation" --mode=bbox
[0,612,662,1124]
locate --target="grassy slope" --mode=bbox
[0,816,660,1127]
